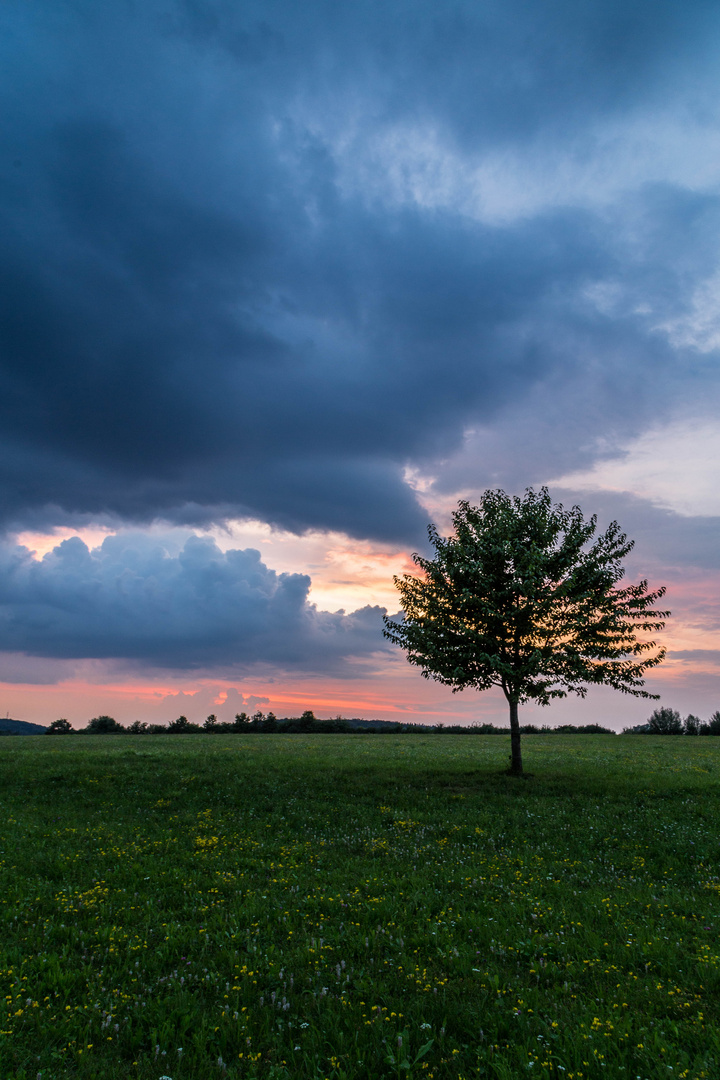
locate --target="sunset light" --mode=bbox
[1,0,720,733]
[5,5,720,1078]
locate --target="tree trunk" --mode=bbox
[508,698,523,776]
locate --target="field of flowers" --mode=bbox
[0,733,718,1080]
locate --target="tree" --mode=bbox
[46,717,73,735]
[264,711,279,732]
[249,711,266,731]
[706,711,720,736]
[85,715,125,734]
[298,709,316,732]
[167,715,200,734]
[647,707,682,734]
[683,713,701,736]
[383,488,668,775]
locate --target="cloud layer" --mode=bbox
[2,0,720,545]
[2,0,720,720]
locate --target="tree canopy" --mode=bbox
[383,487,669,774]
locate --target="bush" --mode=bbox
[554,724,615,734]
[46,718,73,735]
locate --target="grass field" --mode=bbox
[0,734,718,1080]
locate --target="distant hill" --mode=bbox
[0,717,47,735]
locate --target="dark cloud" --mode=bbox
[1,0,719,547]
[548,492,720,574]
[670,650,720,665]
[0,533,390,672]
[0,111,601,539]
[169,0,720,146]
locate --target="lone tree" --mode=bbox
[383,488,668,775]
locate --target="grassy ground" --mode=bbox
[0,733,718,1080]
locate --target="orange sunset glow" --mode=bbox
[2,0,720,735]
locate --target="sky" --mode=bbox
[2,0,720,730]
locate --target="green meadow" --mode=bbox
[0,734,718,1080]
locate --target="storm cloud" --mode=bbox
[2,0,720,543]
[0,533,389,671]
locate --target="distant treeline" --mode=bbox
[623,707,720,736]
[40,705,720,736]
[45,711,621,736]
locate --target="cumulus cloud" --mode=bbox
[0,534,390,672]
